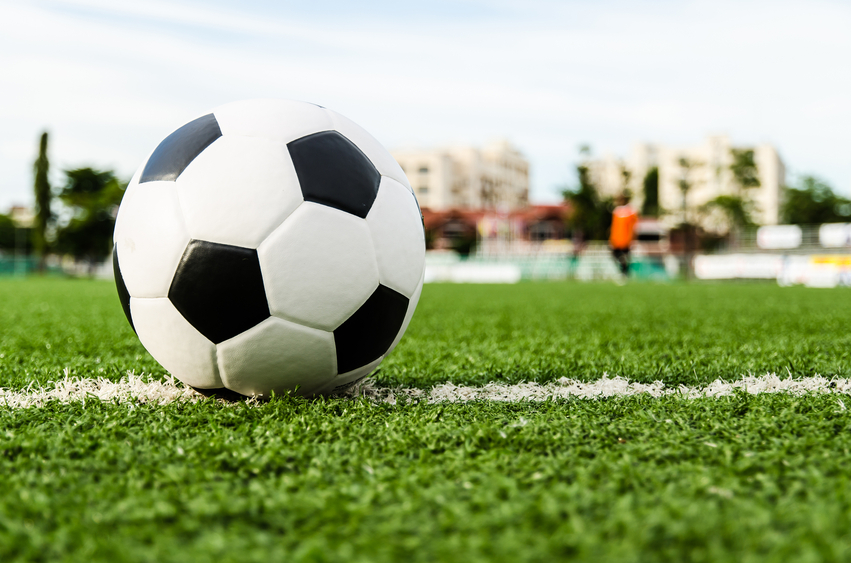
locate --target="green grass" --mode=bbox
[3,391,851,562]
[1,278,849,390]
[1,278,851,562]
[386,281,851,387]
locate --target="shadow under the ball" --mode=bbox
[192,387,255,403]
[190,386,335,402]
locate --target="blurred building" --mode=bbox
[586,135,785,228]
[422,204,570,251]
[392,140,529,211]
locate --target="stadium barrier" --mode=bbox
[694,253,851,287]
[0,256,40,276]
[692,223,851,287]
[425,263,523,284]
[425,242,672,283]
[0,255,109,278]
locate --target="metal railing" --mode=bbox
[428,241,672,282]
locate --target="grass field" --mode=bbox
[1,278,851,561]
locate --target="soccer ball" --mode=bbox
[112,99,425,398]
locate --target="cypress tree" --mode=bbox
[33,132,51,269]
[641,167,659,217]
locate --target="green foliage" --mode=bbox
[54,168,126,261]
[449,232,477,256]
[641,166,659,217]
[781,176,851,225]
[675,157,702,227]
[562,149,613,241]
[1,279,851,561]
[729,148,761,193]
[620,166,632,198]
[0,215,33,255]
[0,214,18,251]
[32,132,51,257]
[702,194,756,230]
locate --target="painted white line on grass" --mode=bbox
[0,370,200,409]
[2,372,851,408]
[350,374,851,404]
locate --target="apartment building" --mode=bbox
[392,140,529,211]
[587,135,785,228]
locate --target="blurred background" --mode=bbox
[2,0,850,284]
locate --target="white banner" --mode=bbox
[819,223,851,248]
[424,263,522,284]
[757,225,802,249]
[694,254,783,280]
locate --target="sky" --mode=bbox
[1,0,850,211]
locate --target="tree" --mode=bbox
[562,146,612,242]
[33,132,51,264]
[0,214,16,251]
[0,214,34,256]
[729,148,761,194]
[677,157,702,225]
[641,166,659,217]
[781,176,851,225]
[620,166,632,199]
[54,168,126,264]
[702,194,756,231]
[704,148,761,231]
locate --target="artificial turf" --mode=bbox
[1,277,851,562]
[0,278,849,390]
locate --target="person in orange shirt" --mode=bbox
[609,193,638,279]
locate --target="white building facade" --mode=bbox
[587,136,785,229]
[392,140,529,211]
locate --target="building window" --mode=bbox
[418,186,429,195]
[419,166,429,174]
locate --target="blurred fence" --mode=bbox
[694,253,851,287]
[426,242,672,283]
[0,255,106,278]
[693,224,851,287]
[714,224,851,255]
[0,256,40,276]
[426,224,851,285]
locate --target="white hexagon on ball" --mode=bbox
[112,98,425,398]
[114,182,190,298]
[176,135,303,249]
[367,177,426,298]
[214,98,332,144]
[258,202,380,332]
[217,317,337,397]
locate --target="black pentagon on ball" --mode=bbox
[168,240,270,345]
[113,247,135,333]
[287,131,380,218]
[334,284,408,374]
[140,114,222,183]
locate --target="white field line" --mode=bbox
[0,370,201,409]
[1,371,851,409]
[351,374,851,405]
